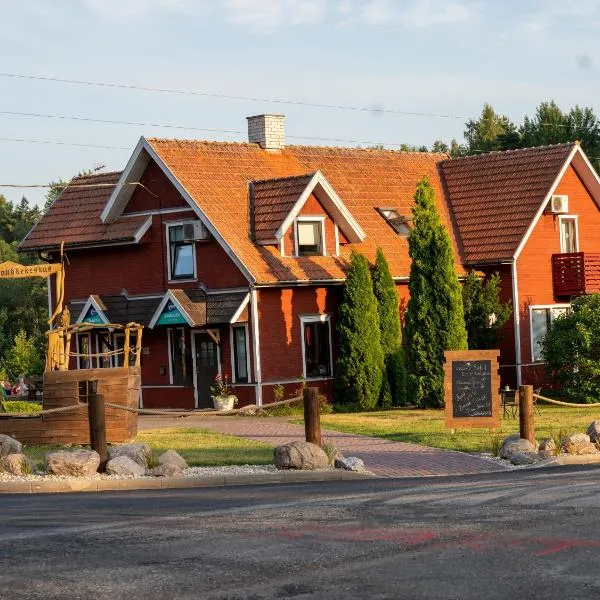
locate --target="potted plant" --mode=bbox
[210,374,238,411]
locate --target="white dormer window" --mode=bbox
[295,217,326,256]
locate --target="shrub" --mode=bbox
[335,251,385,411]
[405,177,468,408]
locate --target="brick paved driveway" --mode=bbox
[139,415,508,478]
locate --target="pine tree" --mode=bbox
[372,248,406,406]
[335,251,384,411]
[405,177,468,408]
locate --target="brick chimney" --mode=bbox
[247,114,285,150]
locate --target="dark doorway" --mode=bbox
[193,332,219,408]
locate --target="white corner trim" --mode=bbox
[134,215,153,243]
[513,144,579,260]
[148,289,195,329]
[558,214,579,253]
[229,293,250,324]
[274,170,365,244]
[334,223,340,256]
[75,295,110,325]
[299,314,333,379]
[250,287,262,406]
[511,259,522,387]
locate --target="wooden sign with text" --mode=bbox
[444,350,500,429]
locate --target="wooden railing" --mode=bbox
[552,252,600,297]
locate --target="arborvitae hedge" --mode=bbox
[405,177,468,408]
[334,251,385,410]
[372,247,407,406]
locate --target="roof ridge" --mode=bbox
[71,170,123,181]
[442,141,578,164]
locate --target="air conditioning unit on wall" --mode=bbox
[183,221,210,241]
[547,195,569,214]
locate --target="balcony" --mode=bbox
[552,252,600,297]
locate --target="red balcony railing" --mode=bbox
[552,252,600,297]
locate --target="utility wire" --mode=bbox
[0,136,129,150]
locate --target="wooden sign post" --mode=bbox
[444,350,500,429]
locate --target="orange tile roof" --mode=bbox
[440,143,575,264]
[19,172,148,251]
[146,139,459,282]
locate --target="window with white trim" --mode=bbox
[531,305,571,362]
[167,223,196,280]
[296,219,325,256]
[168,327,190,385]
[559,216,579,254]
[231,325,249,383]
[301,316,332,378]
[76,333,92,370]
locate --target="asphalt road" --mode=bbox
[2,467,600,599]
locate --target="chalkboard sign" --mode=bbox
[452,360,492,417]
[444,350,500,429]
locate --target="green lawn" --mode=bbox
[305,405,600,454]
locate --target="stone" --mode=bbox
[158,449,187,470]
[561,433,591,453]
[334,456,366,473]
[0,453,34,475]
[105,456,146,477]
[565,442,599,456]
[0,434,22,458]
[151,463,184,478]
[538,438,557,459]
[499,435,537,460]
[274,441,329,471]
[587,421,600,443]
[510,452,538,466]
[45,449,100,477]
[107,443,151,468]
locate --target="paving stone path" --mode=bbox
[139,415,508,478]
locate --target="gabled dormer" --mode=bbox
[250,170,365,257]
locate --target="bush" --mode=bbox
[2,400,41,414]
[542,294,600,403]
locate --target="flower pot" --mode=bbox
[212,395,237,411]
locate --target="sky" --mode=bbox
[1,0,599,207]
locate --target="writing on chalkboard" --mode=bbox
[452,360,492,418]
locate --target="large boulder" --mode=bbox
[334,456,366,473]
[0,453,35,475]
[158,449,187,470]
[587,421,600,443]
[274,441,329,470]
[510,452,538,466]
[151,463,183,478]
[107,443,151,468]
[499,435,537,460]
[565,442,599,456]
[0,434,22,458]
[45,450,100,477]
[561,433,591,454]
[105,456,146,477]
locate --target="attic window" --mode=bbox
[296,218,325,256]
[377,208,411,236]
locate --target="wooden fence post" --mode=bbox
[88,390,107,472]
[303,387,322,446]
[519,385,535,444]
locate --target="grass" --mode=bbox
[135,427,274,467]
[294,405,600,454]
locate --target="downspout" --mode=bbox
[250,286,262,406]
[511,258,522,387]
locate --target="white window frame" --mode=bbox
[294,216,327,257]
[167,327,188,385]
[529,303,571,363]
[76,333,92,370]
[165,221,198,283]
[229,323,251,384]
[558,215,579,254]
[300,314,333,379]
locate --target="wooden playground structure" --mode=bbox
[0,246,143,444]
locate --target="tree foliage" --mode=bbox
[4,329,43,377]
[464,103,520,154]
[372,248,406,407]
[335,251,385,410]
[405,178,468,408]
[542,294,600,403]
[462,271,512,350]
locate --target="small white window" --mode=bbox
[231,324,250,383]
[301,315,333,378]
[559,216,579,254]
[168,327,191,385]
[296,220,324,256]
[530,305,571,362]
[167,223,197,281]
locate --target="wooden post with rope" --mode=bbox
[303,387,322,446]
[87,386,108,472]
[519,385,535,444]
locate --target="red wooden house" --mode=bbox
[20,115,600,406]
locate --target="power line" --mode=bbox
[0,72,468,120]
[0,136,129,150]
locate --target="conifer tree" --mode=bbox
[372,248,406,406]
[405,177,468,408]
[335,251,384,410]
